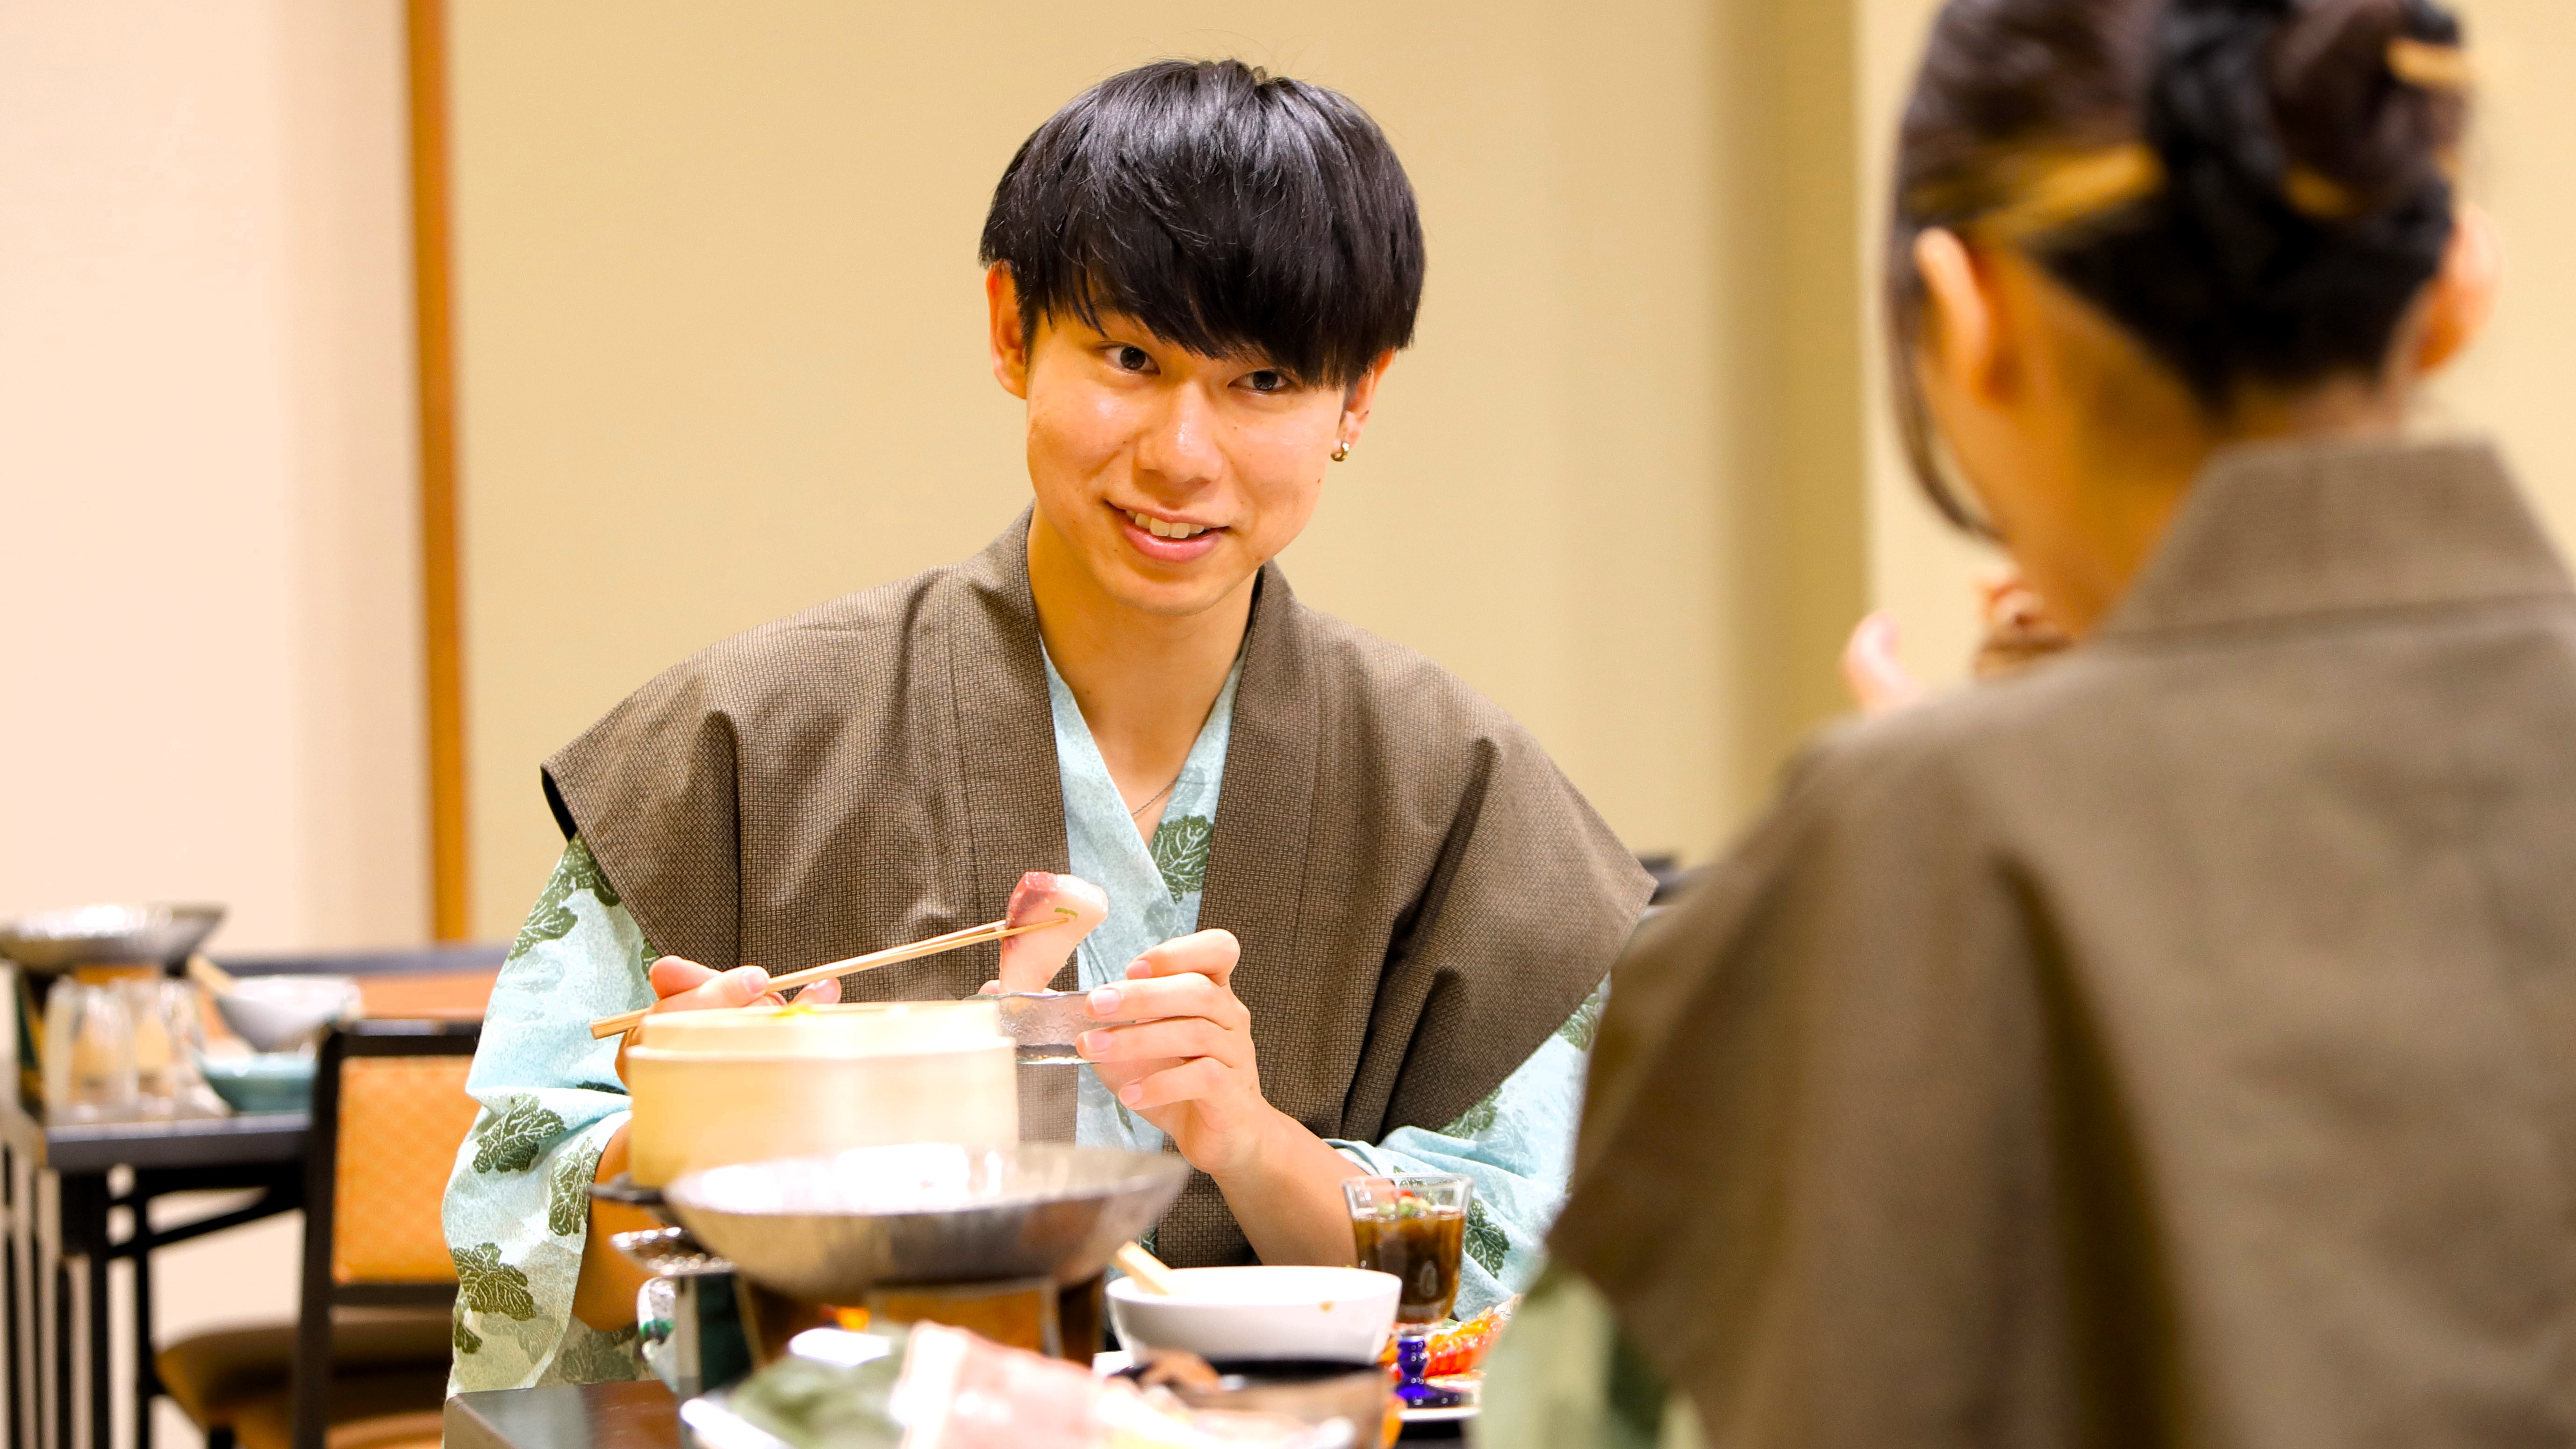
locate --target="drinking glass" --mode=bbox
[1343,1173,1472,1408]
[42,980,136,1120]
[120,978,204,1112]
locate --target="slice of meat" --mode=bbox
[994,872,1109,992]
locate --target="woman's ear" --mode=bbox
[987,263,1031,399]
[1914,228,2002,405]
[2413,201,2501,378]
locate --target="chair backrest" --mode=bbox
[295,1021,481,1449]
[330,1050,480,1282]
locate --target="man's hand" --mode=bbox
[1073,930,1289,1177]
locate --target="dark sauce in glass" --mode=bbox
[1351,1206,1466,1324]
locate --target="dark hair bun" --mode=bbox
[2034,0,2466,405]
[1887,0,2472,527]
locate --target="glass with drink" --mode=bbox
[1342,1172,1472,1407]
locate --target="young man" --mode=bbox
[444,59,1647,1391]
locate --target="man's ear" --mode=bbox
[2413,201,2501,378]
[1337,350,1396,448]
[987,263,1031,399]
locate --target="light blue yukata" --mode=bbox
[443,664,1604,1393]
[1040,647,1599,1319]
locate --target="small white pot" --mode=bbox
[622,1001,1018,1186]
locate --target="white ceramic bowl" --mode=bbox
[1108,1266,1401,1364]
[212,975,360,1052]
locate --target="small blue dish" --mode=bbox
[196,1052,316,1114]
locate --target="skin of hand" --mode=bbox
[1840,567,2077,717]
[1073,929,1362,1267]
[1969,566,2073,677]
[572,956,839,1329]
[1839,612,1926,717]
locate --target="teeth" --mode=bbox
[1128,510,1208,540]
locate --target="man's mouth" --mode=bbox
[1121,508,1216,540]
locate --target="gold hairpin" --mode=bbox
[2283,166,2367,220]
[1969,143,2166,243]
[2387,37,2473,92]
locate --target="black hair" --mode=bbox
[1889,0,2469,530]
[979,59,1425,389]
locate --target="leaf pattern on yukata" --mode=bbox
[1148,815,1213,903]
[1556,981,1608,1051]
[1464,1199,1511,1277]
[548,1135,605,1237]
[471,1095,567,1174]
[452,1300,484,1356]
[453,1242,540,1321]
[1443,1087,1502,1140]
[510,836,622,961]
[550,1322,644,1385]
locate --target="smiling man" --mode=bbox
[442,59,1650,1392]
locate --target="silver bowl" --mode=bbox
[663,1142,1187,1303]
[0,903,224,972]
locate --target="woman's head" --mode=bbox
[1890,0,2497,624]
[981,60,1424,619]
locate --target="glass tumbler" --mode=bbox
[121,978,204,1112]
[1343,1172,1473,1407]
[43,980,137,1120]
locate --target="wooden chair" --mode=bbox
[156,1021,481,1449]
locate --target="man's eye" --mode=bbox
[1111,345,1153,373]
[1241,370,1287,394]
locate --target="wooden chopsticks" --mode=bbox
[586,916,1053,1040]
[1112,1240,1181,1296]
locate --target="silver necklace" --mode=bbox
[1128,771,1183,820]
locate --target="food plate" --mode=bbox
[1401,1403,1478,1425]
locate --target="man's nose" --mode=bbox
[1132,383,1224,489]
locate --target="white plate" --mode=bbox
[1401,1403,1479,1425]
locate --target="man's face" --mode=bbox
[989,267,1379,619]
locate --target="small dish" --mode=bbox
[1108,1265,1400,1363]
[196,1052,316,1114]
[0,903,224,973]
[1117,1356,1392,1440]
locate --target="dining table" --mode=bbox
[443,1380,1471,1448]
[0,946,502,1449]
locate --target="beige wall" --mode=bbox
[0,2,426,950]
[447,0,1766,936]
[0,4,422,1446]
